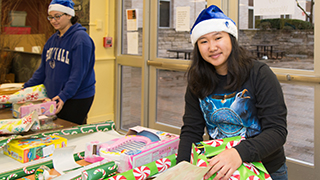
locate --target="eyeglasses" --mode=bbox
[47,13,67,21]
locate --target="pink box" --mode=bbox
[12,99,56,118]
[98,126,180,173]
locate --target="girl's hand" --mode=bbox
[204,148,242,180]
[52,96,64,114]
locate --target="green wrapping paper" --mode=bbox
[191,136,272,180]
[0,121,115,180]
[81,161,118,180]
[0,121,115,148]
[107,153,177,180]
[0,151,85,180]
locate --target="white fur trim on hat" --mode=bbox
[190,19,238,46]
[48,4,75,16]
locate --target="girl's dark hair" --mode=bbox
[187,34,254,99]
[71,15,79,24]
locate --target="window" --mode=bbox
[159,0,170,28]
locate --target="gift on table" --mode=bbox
[192,136,272,180]
[12,98,56,118]
[3,135,67,163]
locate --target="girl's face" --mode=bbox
[197,31,232,75]
[48,11,72,34]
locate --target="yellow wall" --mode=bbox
[87,0,116,123]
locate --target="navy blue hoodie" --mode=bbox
[24,23,96,102]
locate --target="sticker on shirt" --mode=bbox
[49,60,55,69]
[199,89,261,139]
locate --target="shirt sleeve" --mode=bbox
[176,87,207,163]
[234,63,287,162]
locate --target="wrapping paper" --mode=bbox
[107,153,177,180]
[0,121,115,148]
[191,136,272,180]
[0,84,48,104]
[0,111,39,135]
[0,121,115,179]
[0,151,85,180]
[81,161,118,180]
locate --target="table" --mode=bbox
[0,130,123,180]
[167,49,193,59]
[250,44,279,59]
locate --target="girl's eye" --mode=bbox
[215,37,222,40]
[199,40,207,44]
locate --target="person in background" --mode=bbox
[176,5,287,180]
[24,0,96,125]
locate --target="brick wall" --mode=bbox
[156,29,314,58]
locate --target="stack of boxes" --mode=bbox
[4,11,30,34]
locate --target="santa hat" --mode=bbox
[190,5,238,46]
[48,0,75,17]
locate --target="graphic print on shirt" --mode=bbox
[199,89,261,139]
[46,47,70,69]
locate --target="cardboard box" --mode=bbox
[97,126,180,173]
[12,99,56,118]
[9,11,27,27]
[3,135,67,163]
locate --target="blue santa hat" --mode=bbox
[48,0,75,17]
[190,5,238,46]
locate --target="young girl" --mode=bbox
[176,5,288,180]
[24,0,96,125]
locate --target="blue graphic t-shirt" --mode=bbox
[199,88,261,139]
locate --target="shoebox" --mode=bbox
[12,99,56,118]
[96,126,180,173]
[3,135,67,163]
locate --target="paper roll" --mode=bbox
[81,161,118,180]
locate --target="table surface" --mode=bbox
[167,49,193,53]
[251,44,278,46]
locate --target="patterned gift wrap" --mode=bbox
[0,111,39,135]
[0,84,48,104]
[0,121,115,148]
[191,136,272,180]
[80,161,118,180]
[107,153,177,180]
[0,151,85,180]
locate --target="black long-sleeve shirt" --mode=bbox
[177,61,287,174]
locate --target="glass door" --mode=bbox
[116,0,320,178]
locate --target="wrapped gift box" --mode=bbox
[12,99,56,118]
[107,153,177,180]
[3,135,67,163]
[191,136,272,180]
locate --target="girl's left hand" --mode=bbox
[52,96,64,114]
[204,148,242,180]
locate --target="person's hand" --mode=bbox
[204,148,242,180]
[52,96,64,114]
